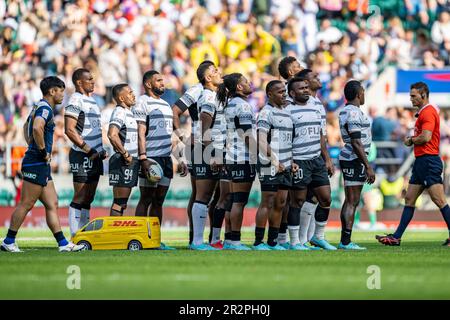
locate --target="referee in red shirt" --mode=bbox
[377,82,450,246]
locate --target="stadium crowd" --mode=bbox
[0,0,450,195]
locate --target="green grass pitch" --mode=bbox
[0,228,449,300]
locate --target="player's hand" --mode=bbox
[123,152,132,165]
[99,149,108,160]
[178,161,188,177]
[404,136,413,147]
[87,148,100,161]
[291,163,299,173]
[210,156,223,173]
[326,159,335,177]
[39,148,51,163]
[44,152,51,164]
[366,166,376,185]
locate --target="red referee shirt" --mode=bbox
[414,104,440,157]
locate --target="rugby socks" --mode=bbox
[54,231,68,247]
[267,227,279,247]
[314,206,330,241]
[393,206,415,239]
[4,229,17,245]
[230,231,241,246]
[307,204,317,241]
[299,202,314,244]
[68,202,83,237]
[439,204,450,237]
[80,205,90,229]
[192,201,208,246]
[287,206,300,246]
[211,207,226,244]
[254,227,265,246]
[277,222,288,244]
[340,228,352,245]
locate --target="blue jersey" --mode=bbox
[23,99,55,166]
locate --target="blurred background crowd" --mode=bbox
[1,0,450,215]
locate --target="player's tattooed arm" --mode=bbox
[407,130,432,146]
[200,112,213,147]
[108,124,132,165]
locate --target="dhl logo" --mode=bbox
[112,221,139,227]
[152,222,159,226]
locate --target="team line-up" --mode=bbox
[2,57,450,253]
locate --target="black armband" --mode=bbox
[349,131,361,139]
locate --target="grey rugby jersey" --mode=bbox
[225,96,256,163]
[338,104,372,161]
[287,102,323,160]
[133,95,173,157]
[65,92,103,152]
[197,88,226,150]
[109,106,138,157]
[257,104,293,169]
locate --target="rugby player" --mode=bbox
[65,68,107,236]
[1,77,84,252]
[276,56,303,246]
[295,69,336,250]
[219,73,256,250]
[190,63,227,250]
[376,82,450,246]
[253,80,296,250]
[134,70,176,250]
[286,77,331,250]
[172,61,220,245]
[107,84,139,216]
[338,80,375,250]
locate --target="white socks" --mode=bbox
[299,201,316,244]
[68,205,82,237]
[277,232,287,244]
[314,221,327,241]
[69,206,90,237]
[288,226,300,246]
[80,208,90,229]
[307,211,316,241]
[192,202,208,245]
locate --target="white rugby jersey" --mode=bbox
[133,95,173,157]
[338,104,372,161]
[287,102,323,160]
[174,83,203,137]
[109,106,138,157]
[225,96,256,163]
[257,104,293,169]
[65,92,103,152]
[197,88,226,150]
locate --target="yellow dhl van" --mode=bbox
[72,216,161,251]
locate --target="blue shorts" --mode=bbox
[21,163,52,187]
[409,155,443,188]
